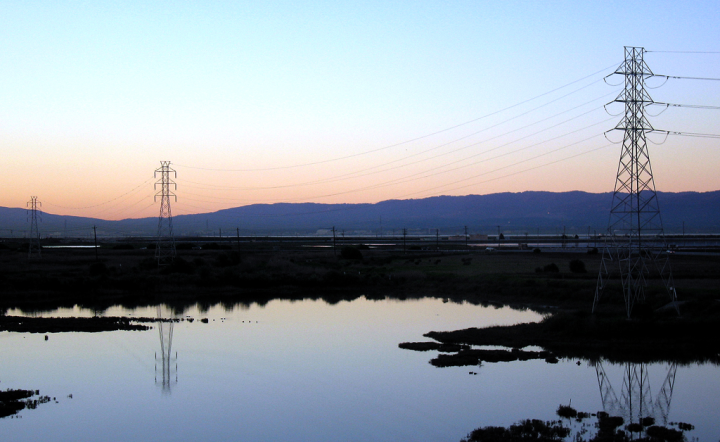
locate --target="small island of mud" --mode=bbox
[402,311,720,366]
[0,316,154,333]
[460,404,695,442]
[0,389,56,419]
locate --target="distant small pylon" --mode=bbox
[154,161,177,264]
[27,196,42,259]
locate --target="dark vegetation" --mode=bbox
[0,315,186,333]
[461,405,693,442]
[410,310,720,364]
[0,389,54,418]
[0,242,629,313]
[1,241,719,364]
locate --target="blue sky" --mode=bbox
[1,1,719,219]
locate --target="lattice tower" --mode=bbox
[155,306,177,393]
[27,196,42,259]
[595,361,677,427]
[154,161,177,264]
[594,46,678,317]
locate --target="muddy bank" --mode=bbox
[416,311,720,364]
[0,389,56,419]
[0,316,154,333]
[461,404,694,442]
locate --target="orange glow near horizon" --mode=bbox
[2,3,719,221]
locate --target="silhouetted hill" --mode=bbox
[1,191,718,237]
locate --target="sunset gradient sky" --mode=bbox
[1,1,719,220]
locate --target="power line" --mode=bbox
[177,117,611,207]
[173,62,620,172]
[647,50,720,54]
[179,89,618,192]
[651,102,720,110]
[394,134,608,198]
[44,178,154,210]
[173,142,615,218]
[654,74,720,81]
[402,144,614,198]
[662,130,720,139]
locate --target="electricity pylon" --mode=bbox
[594,47,678,317]
[27,196,42,258]
[595,361,677,427]
[155,306,177,394]
[154,161,177,264]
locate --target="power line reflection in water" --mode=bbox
[155,306,178,394]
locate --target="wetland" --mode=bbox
[1,241,719,440]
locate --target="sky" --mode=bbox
[1,1,719,220]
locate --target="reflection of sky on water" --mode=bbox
[1,298,717,441]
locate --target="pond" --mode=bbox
[1,297,718,441]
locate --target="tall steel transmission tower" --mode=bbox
[595,362,677,427]
[154,161,177,264]
[27,196,42,258]
[155,306,177,394]
[594,47,678,317]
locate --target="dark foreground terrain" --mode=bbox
[1,239,718,439]
[1,239,718,315]
[2,239,719,361]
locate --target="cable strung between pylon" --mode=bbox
[647,50,720,54]
[176,134,611,212]
[180,100,613,194]
[661,131,720,138]
[651,102,720,110]
[644,104,669,118]
[179,87,617,192]
[647,131,670,145]
[402,143,614,198]
[187,127,611,207]
[654,75,720,81]
[174,62,620,172]
[179,114,613,205]
[44,178,154,210]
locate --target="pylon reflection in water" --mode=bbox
[594,361,677,426]
[155,306,177,393]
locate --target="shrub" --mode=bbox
[89,262,107,276]
[640,417,655,427]
[626,423,643,432]
[569,259,586,273]
[215,252,241,267]
[556,404,577,419]
[543,263,559,273]
[646,426,684,442]
[340,246,363,260]
[533,248,541,253]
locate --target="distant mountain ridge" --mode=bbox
[1,191,718,237]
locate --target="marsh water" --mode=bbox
[1,297,718,441]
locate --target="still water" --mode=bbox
[1,298,718,441]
